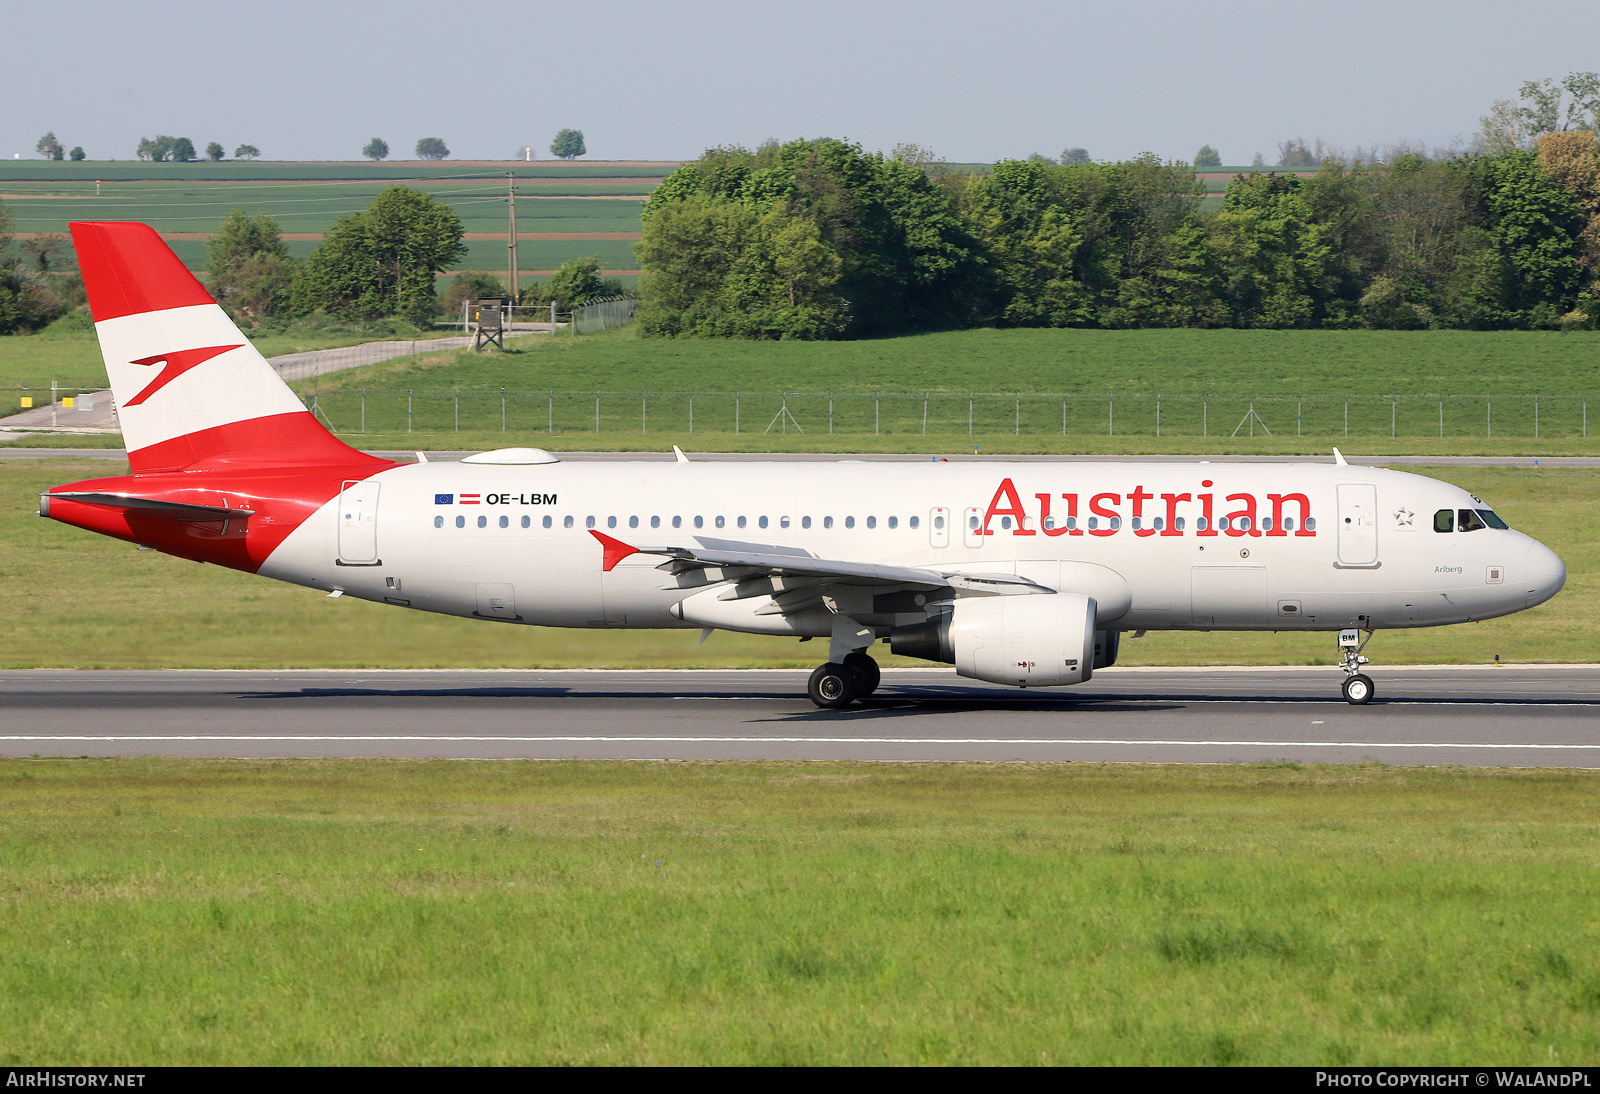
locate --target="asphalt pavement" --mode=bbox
[3,665,1596,766]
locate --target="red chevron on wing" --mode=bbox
[125,344,243,406]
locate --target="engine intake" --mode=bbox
[891,593,1100,688]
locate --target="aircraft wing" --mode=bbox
[589,530,1049,594]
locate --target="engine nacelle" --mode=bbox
[889,593,1098,687]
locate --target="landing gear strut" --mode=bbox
[807,652,880,709]
[1338,628,1374,705]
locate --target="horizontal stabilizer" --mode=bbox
[43,492,256,521]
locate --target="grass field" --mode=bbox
[3,168,653,275]
[3,459,1593,669]
[1,758,1596,1065]
[0,161,675,182]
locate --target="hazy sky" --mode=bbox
[5,0,1595,165]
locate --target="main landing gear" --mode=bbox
[807,652,881,709]
[1338,628,1375,705]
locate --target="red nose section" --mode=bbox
[589,530,639,571]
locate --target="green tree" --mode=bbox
[68,146,85,161]
[439,272,507,317]
[546,256,616,309]
[1194,145,1221,168]
[1206,172,1335,327]
[206,209,295,325]
[1061,148,1090,165]
[170,137,197,162]
[550,129,586,160]
[137,136,175,162]
[1481,72,1600,153]
[234,144,260,160]
[293,185,467,322]
[36,132,64,160]
[363,138,389,162]
[1464,150,1584,327]
[415,137,449,160]
[205,142,225,162]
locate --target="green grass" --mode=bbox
[1,758,1597,1064]
[4,460,1594,669]
[287,327,1600,449]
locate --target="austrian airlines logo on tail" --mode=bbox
[125,344,243,406]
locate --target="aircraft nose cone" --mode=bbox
[1524,541,1566,607]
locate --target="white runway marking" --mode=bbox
[4,735,1598,749]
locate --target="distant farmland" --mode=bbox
[0,160,670,277]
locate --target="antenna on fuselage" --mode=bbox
[673,445,690,464]
[1332,447,1349,466]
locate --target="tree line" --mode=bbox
[637,84,1600,338]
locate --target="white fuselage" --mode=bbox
[258,459,1566,638]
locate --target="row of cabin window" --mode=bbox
[987,514,1313,532]
[1434,508,1509,533]
[433,513,926,531]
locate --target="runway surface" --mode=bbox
[3,665,1597,766]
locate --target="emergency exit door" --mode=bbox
[337,480,380,564]
[1336,483,1378,566]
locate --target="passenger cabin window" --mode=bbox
[802,516,812,529]
[651,516,660,529]
[867,516,877,529]
[824,517,834,529]
[629,516,639,529]
[759,516,768,529]
[564,515,574,529]
[522,516,531,529]
[607,516,617,529]
[499,515,509,529]
[779,516,789,529]
[1458,509,1487,532]
[585,516,596,529]
[477,516,488,528]
[434,516,444,528]
[737,516,746,529]
[1434,509,1454,533]
[888,516,898,529]
[694,516,704,529]
[542,516,551,529]
[455,516,465,529]
[672,516,682,529]
[845,516,855,529]
[909,516,919,529]
[715,516,726,528]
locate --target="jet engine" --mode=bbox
[891,592,1098,687]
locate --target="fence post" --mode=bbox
[361,388,366,433]
[735,393,740,434]
[408,389,413,434]
[1390,397,1395,439]
[1296,396,1301,437]
[689,394,694,435]
[1156,394,1161,438]
[923,393,928,435]
[51,381,57,429]
[876,394,880,436]
[501,387,506,432]
[1062,395,1067,436]
[1439,399,1443,439]
[1108,396,1113,437]
[829,393,834,435]
[1014,393,1019,436]
[595,392,600,433]
[968,394,973,435]
[548,390,553,434]
[1584,400,1587,438]
[1487,398,1492,439]
[642,391,647,434]
[1344,396,1348,438]
[1535,396,1539,439]
[454,389,459,433]
[1203,395,1207,437]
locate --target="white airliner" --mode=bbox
[42,222,1567,706]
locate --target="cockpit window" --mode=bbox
[1478,509,1509,530]
[1457,509,1487,532]
[1433,509,1454,533]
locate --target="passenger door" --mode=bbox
[1336,484,1379,566]
[337,480,380,565]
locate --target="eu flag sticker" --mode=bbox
[435,493,453,505]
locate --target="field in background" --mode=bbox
[1,160,662,276]
[2,758,1596,1065]
[3,460,1592,669]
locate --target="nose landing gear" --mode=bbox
[806,652,881,709]
[1338,628,1374,705]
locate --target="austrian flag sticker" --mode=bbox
[459,494,481,505]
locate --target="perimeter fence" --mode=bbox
[294,389,1599,440]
